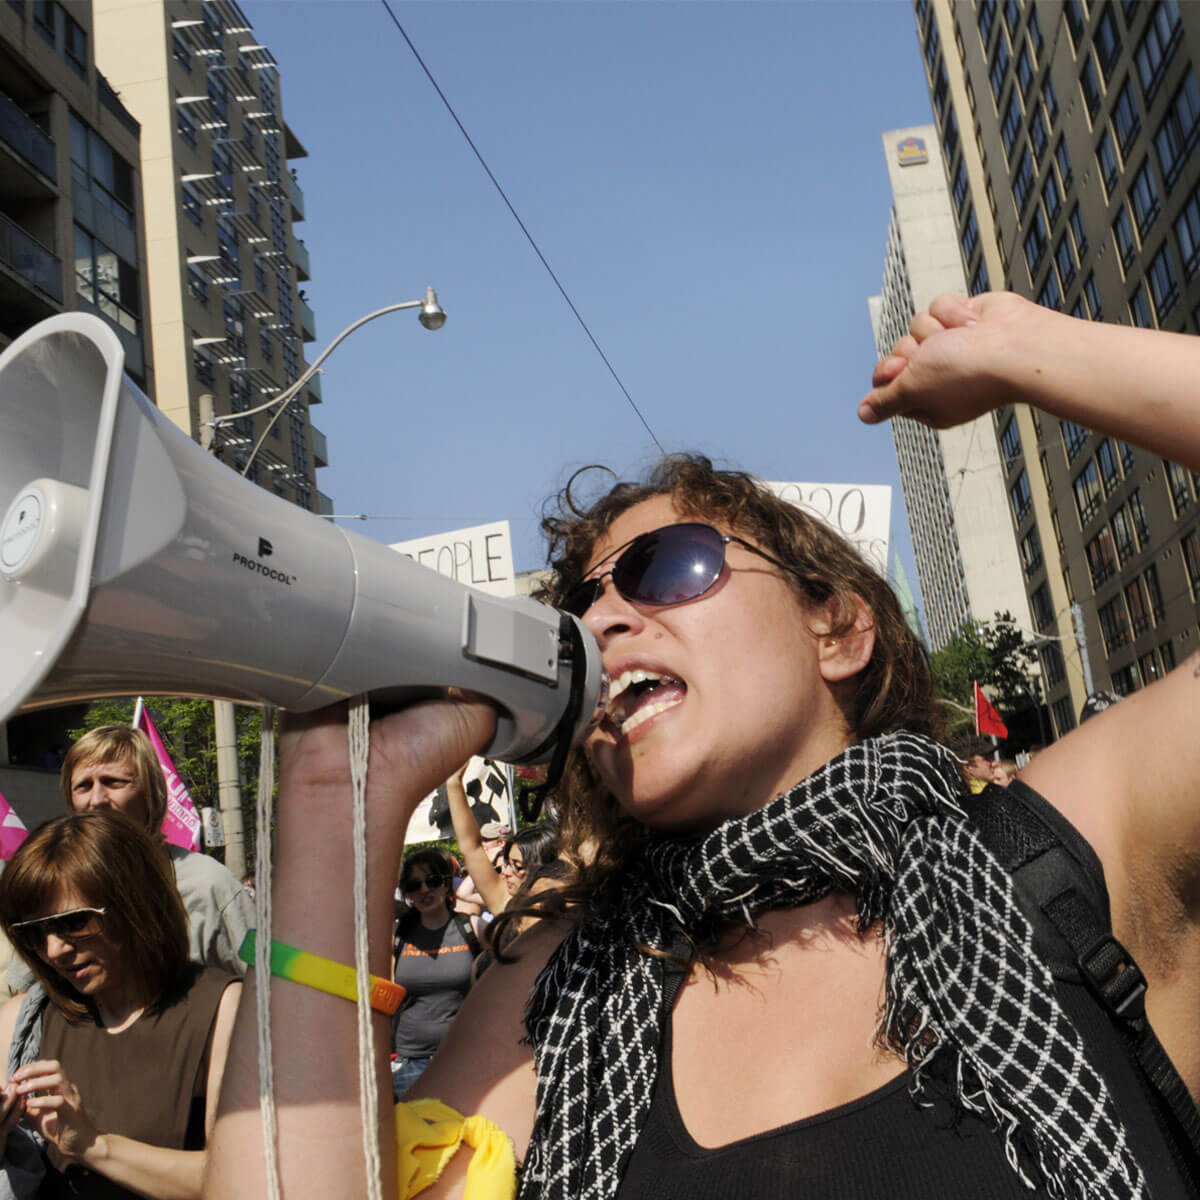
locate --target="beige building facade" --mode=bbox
[92,0,330,512]
[869,124,1033,654]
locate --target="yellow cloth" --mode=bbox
[395,1097,516,1199]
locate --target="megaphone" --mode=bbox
[0,313,606,763]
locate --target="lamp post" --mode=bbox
[197,287,446,873]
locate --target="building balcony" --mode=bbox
[0,90,57,191]
[305,368,322,404]
[288,173,305,223]
[310,425,328,468]
[292,235,310,281]
[316,490,334,517]
[298,295,316,342]
[0,210,62,302]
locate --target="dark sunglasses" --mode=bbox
[561,522,799,618]
[403,873,447,894]
[10,906,106,951]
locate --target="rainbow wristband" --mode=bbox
[239,930,406,1015]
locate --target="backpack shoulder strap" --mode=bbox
[966,779,1200,1180]
[453,911,482,958]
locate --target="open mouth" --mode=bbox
[604,669,686,737]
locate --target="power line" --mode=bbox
[378,1,666,455]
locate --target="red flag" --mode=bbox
[974,680,1009,739]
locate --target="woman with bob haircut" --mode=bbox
[0,810,240,1199]
[208,292,1200,1200]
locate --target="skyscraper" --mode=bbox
[92,0,329,513]
[911,0,1200,737]
[870,124,1033,653]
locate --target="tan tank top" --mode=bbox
[39,965,233,1198]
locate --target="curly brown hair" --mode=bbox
[490,453,940,950]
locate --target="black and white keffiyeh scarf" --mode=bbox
[517,731,1146,1200]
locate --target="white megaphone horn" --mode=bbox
[0,313,606,763]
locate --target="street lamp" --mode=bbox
[199,286,446,475]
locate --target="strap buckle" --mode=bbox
[1078,932,1147,1022]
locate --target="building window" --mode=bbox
[182,182,204,226]
[1073,459,1102,525]
[1000,416,1022,464]
[1083,272,1102,320]
[1161,639,1177,671]
[1001,93,1022,157]
[187,264,208,307]
[1110,662,1140,696]
[979,0,996,45]
[1080,56,1103,121]
[990,32,1011,102]
[962,208,980,262]
[1051,695,1077,736]
[1016,42,1035,100]
[1038,270,1062,310]
[1113,208,1137,273]
[1029,106,1049,161]
[69,114,136,229]
[1165,458,1196,514]
[1182,526,1200,598]
[212,144,233,196]
[1042,642,1066,687]
[1097,129,1120,197]
[74,225,140,335]
[1042,169,1062,225]
[1025,207,1049,274]
[1055,138,1073,191]
[1028,5,1044,57]
[1147,241,1179,320]
[1097,438,1122,494]
[1112,79,1142,156]
[1139,651,1163,686]
[1128,488,1150,543]
[1155,72,1200,188]
[193,344,215,387]
[1010,469,1033,522]
[1086,528,1117,588]
[1129,159,1161,237]
[1134,0,1182,102]
[1129,282,1154,327]
[1062,419,1089,461]
[1175,182,1200,279]
[934,61,950,117]
[1013,146,1035,211]
[223,297,246,356]
[176,104,198,149]
[1119,441,1137,473]
[1021,526,1044,575]
[1064,0,1086,49]
[1098,595,1131,654]
[1144,563,1165,620]
[1031,582,1053,632]
[970,258,990,295]
[952,158,969,214]
[1111,505,1137,565]
[173,31,192,72]
[1055,235,1077,289]
[1094,7,1123,81]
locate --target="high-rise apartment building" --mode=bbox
[0,0,151,382]
[911,0,1200,738]
[92,0,330,513]
[869,124,1032,652]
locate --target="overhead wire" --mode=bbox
[378,0,666,455]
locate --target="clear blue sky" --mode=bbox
[248,0,936,604]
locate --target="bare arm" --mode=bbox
[445,766,509,916]
[863,291,1200,1092]
[206,700,496,1200]
[860,291,1200,471]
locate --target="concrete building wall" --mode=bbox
[870,124,1032,652]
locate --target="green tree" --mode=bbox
[930,612,1041,742]
[69,697,268,870]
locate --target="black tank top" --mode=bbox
[615,782,1196,1199]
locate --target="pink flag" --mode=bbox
[0,790,28,860]
[134,703,202,851]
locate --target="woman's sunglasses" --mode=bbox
[10,906,106,952]
[403,874,447,894]
[561,522,799,618]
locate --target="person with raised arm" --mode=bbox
[208,292,1200,1200]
